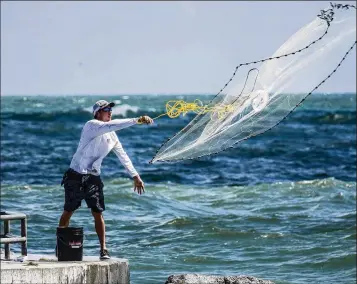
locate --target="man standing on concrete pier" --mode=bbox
[58,99,153,260]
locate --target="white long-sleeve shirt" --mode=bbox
[70,118,139,177]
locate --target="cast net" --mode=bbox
[151,2,356,163]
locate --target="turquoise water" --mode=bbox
[1,93,356,283]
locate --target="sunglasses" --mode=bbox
[101,107,112,112]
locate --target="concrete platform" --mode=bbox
[0,254,129,284]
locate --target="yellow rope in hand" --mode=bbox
[153,99,235,120]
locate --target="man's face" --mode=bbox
[97,107,112,122]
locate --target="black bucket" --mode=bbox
[56,227,83,261]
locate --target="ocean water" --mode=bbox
[1,93,356,284]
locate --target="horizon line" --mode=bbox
[1,91,356,97]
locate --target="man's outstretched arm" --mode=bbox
[112,140,145,195]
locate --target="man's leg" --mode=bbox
[85,175,109,258]
[58,210,74,227]
[60,171,82,227]
[56,210,74,256]
[92,210,106,250]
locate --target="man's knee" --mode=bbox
[63,210,73,216]
[91,210,103,219]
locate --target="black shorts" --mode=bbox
[61,168,105,213]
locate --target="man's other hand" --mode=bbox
[133,175,145,195]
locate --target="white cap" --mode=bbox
[92,100,115,117]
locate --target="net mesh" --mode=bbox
[151,2,356,163]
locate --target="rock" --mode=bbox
[165,274,274,284]
[165,274,225,284]
[225,275,275,284]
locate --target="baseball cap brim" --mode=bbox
[103,102,115,108]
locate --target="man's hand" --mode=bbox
[133,175,145,195]
[137,116,153,125]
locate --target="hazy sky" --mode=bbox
[1,1,356,95]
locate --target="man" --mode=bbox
[58,99,153,260]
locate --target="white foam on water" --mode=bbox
[83,106,92,113]
[112,104,140,117]
[33,103,45,108]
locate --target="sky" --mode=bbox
[1,1,356,96]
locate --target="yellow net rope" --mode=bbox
[153,99,235,120]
